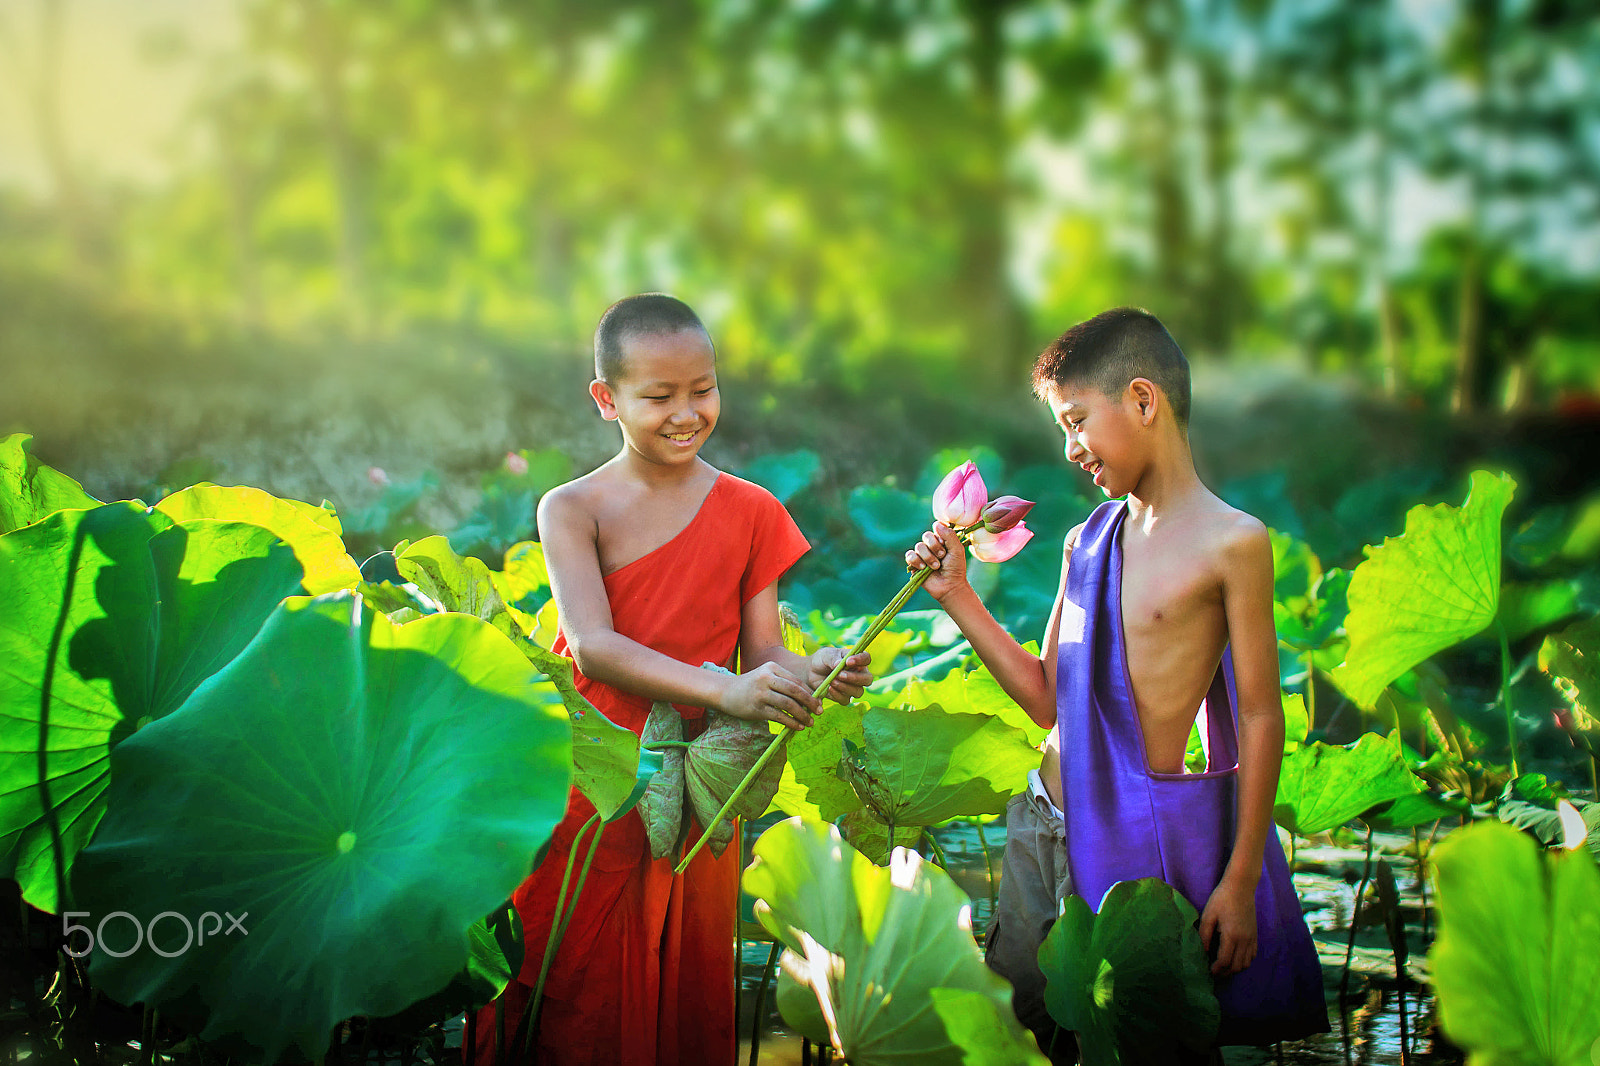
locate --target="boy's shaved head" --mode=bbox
[1032,307,1192,427]
[594,293,710,382]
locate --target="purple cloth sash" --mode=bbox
[1057,501,1328,1046]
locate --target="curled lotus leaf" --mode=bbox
[1332,471,1515,708]
[636,701,686,860]
[684,710,785,858]
[0,432,97,533]
[154,483,362,596]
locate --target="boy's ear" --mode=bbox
[1128,378,1159,426]
[589,379,619,421]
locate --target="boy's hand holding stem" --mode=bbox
[674,462,1035,874]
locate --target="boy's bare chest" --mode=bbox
[1117,540,1225,648]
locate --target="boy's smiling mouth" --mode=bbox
[665,429,699,443]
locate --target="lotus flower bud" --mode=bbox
[504,451,530,476]
[368,466,390,488]
[981,495,1035,533]
[931,460,988,528]
[969,522,1034,563]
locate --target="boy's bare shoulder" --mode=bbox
[536,465,623,535]
[1065,521,1087,553]
[1193,496,1271,570]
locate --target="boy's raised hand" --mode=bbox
[720,661,819,731]
[904,521,969,602]
[807,648,873,705]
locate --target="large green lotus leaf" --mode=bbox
[1431,821,1600,1065]
[1273,732,1425,836]
[520,643,643,821]
[154,482,361,596]
[0,505,305,910]
[899,666,1050,747]
[494,540,551,635]
[71,595,571,1063]
[684,711,785,858]
[1333,471,1516,708]
[744,818,1037,1065]
[771,700,867,821]
[0,432,97,533]
[774,949,832,1043]
[1039,878,1220,1065]
[636,701,686,860]
[392,535,515,639]
[840,704,1038,828]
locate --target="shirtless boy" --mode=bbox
[469,294,871,1066]
[907,307,1325,1054]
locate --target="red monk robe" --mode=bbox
[467,472,809,1066]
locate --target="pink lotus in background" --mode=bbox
[504,451,530,476]
[969,523,1035,563]
[932,460,987,527]
[981,495,1034,533]
[368,466,390,488]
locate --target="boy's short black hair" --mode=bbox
[1031,307,1192,427]
[593,293,709,382]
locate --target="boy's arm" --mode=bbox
[538,488,820,729]
[1199,517,1284,977]
[905,522,1067,728]
[738,583,874,705]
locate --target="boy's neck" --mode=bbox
[1123,434,1206,526]
[614,449,717,490]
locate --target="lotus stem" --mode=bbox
[526,812,605,1056]
[748,940,781,1066]
[975,818,997,924]
[674,565,938,874]
[921,827,950,870]
[1339,824,1376,1066]
[1497,620,1518,777]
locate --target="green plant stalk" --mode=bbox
[921,827,950,870]
[525,812,605,1056]
[674,564,937,874]
[1304,650,1316,733]
[1338,824,1376,1066]
[975,819,997,922]
[749,940,782,1066]
[1497,620,1518,777]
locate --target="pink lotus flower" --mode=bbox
[968,522,1035,563]
[504,451,530,476]
[981,495,1035,533]
[932,460,987,527]
[368,466,390,488]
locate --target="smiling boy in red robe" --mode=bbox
[467,294,871,1066]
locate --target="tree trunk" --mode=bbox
[301,0,369,332]
[959,0,1027,388]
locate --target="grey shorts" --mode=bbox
[985,778,1072,1050]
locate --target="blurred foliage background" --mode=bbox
[0,0,1596,548]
